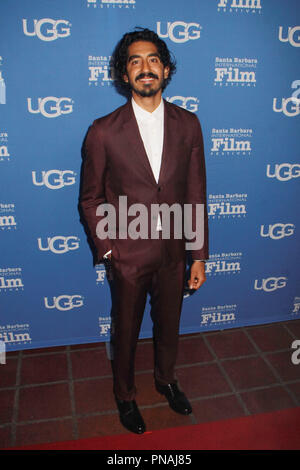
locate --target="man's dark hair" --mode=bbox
[111,27,176,95]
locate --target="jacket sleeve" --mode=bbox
[79,121,113,263]
[184,114,209,261]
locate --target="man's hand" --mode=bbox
[188,261,206,290]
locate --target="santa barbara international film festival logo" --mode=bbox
[22,18,71,41]
[32,170,76,190]
[156,21,202,44]
[205,252,242,276]
[292,297,300,315]
[95,263,113,285]
[214,57,257,87]
[27,97,74,118]
[201,304,237,327]
[0,324,32,348]
[88,55,114,87]
[0,131,10,162]
[0,203,17,231]
[0,268,24,293]
[216,0,262,13]
[210,128,253,157]
[87,0,136,9]
[217,0,262,13]
[99,316,111,337]
[208,193,247,219]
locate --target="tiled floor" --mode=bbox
[1,319,300,448]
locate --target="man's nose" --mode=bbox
[141,59,150,74]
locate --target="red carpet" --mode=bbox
[6,407,300,450]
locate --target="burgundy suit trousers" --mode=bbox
[110,239,186,401]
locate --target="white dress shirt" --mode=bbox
[131,97,164,185]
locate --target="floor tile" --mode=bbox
[0,389,15,425]
[206,330,256,359]
[73,377,116,414]
[142,404,193,431]
[284,320,300,338]
[77,412,126,439]
[175,363,232,398]
[240,385,295,414]
[191,394,246,423]
[18,383,72,422]
[177,336,214,364]
[222,356,278,391]
[0,358,18,388]
[0,426,12,448]
[265,351,300,382]
[286,381,300,403]
[71,348,112,379]
[20,353,68,385]
[246,324,294,352]
[15,419,74,447]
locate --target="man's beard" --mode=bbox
[128,72,165,97]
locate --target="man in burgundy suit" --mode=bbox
[80,28,208,434]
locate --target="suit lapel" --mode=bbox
[158,99,177,186]
[121,101,157,185]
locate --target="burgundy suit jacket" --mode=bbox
[80,99,208,269]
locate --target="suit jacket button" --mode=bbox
[158,187,161,191]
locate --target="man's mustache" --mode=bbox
[135,72,159,81]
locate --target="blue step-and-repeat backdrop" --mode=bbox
[0,0,299,352]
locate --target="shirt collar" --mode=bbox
[131,97,164,123]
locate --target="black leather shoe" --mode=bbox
[156,382,192,415]
[116,399,146,434]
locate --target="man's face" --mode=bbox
[123,41,169,98]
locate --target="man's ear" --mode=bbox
[164,66,170,80]
[123,73,129,83]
